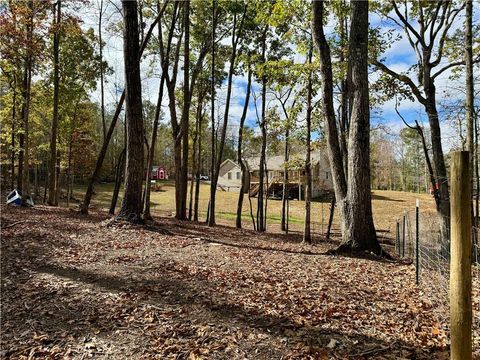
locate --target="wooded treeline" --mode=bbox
[1,0,478,252]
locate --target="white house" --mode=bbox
[217,150,333,198]
[217,159,244,191]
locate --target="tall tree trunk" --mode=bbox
[194,89,204,222]
[257,26,268,232]
[43,162,48,203]
[236,63,252,228]
[179,0,190,220]
[67,138,73,207]
[80,91,125,214]
[189,101,199,221]
[110,148,126,215]
[99,0,106,141]
[341,0,379,252]
[20,58,32,196]
[54,150,61,205]
[425,97,450,238]
[34,161,38,196]
[116,0,144,222]
[281,126,289,232]
[10,77,16,190]
[209,7,245,226]
[278,90,296,232]
[465,0,474,222]
[475,109,479,227]
[144,62,168,219]
[80,1,168,215]
[371,2,461,241]
[18,2,34,195]
[48,0,61,205]
[303,47,313,243]
[208,0,216,225]
[339,9,349,178]
[326,196,335,240]
[312,0,381,254]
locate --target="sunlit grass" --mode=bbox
[73,180,436,237]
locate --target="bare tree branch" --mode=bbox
[391,0,426,48]
[430,2,465,67]
[372,60,427,105]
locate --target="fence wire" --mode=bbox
[395,210,480,354]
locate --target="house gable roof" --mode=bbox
[246,150,330,171]
[219,159,240,177]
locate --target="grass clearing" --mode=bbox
[73,181,437,238]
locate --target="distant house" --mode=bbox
[150,166,168,180]
[217,150,333,198]
[217,159,244,191]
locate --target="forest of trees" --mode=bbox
[1,0,479,252]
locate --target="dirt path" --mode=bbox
[1,205,449,359]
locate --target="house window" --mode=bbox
[236,172,241,180]
[228,172,232,180]
[326,172,329,179]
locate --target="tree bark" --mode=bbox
[208,0,216,226]
[209,7,246,226]
[66,138,73,207]
[303,47,313,243]
[465,0,474,221]
[236,63,252,228]
[339,9,349,178]
[189,95,201,221]
[193,87,204,222]
[312,0,381,254]
[18,1,34,195]
[476,109,479,227]
[144,0,174,220]
[80,0,168,215]
[372,1,469,241]
[99,0,106,141]
[48,0,61,206]
[143,73,166,220]
[326,196,335,240]
[281,127,289,232]
[257,26,268,232]
[341,0,379,252]
[43,162,48,203]
[10,76,16,190]
[312,0,347,214]
[54,150,61,205]
[179,0,190,220]
[278,90,296,232]
[110,147,126,215]
[116,0,144,222]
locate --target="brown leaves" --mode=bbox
[0,205,457,359]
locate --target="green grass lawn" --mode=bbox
[73,180,436,237]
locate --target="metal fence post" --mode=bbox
[450,151,472,360]
[402,214,406,258]
[415,199,419,285]
[396,221,400,256]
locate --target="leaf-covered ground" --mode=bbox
[0,205,459,359]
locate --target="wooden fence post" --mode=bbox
[450,151,472,360]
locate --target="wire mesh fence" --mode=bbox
[395,207,480,353]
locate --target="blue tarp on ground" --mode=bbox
[6,189,34,206]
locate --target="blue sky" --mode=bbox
[79,1,479,151]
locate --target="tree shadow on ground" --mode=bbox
[372,194,406,202]
[148,217,340,246]
[1,205,444,359]
[31,263,436,359]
